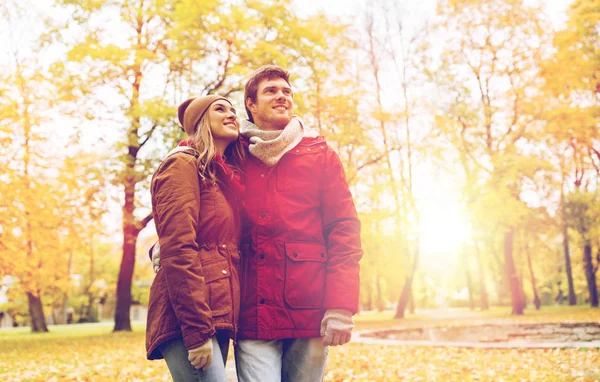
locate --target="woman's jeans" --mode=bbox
[160,331,230,382]
[235,337,328,382]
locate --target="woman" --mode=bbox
[146,95,245,382]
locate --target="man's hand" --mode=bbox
[188,339,213,370]
[320,309,354,346]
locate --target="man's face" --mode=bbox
[246,77,293,131]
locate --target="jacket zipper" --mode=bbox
[226,248,237,344]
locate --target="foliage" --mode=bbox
[326,344,599,381]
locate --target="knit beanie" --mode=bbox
[178,95,231,136]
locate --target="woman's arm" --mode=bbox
[152,153,215,351]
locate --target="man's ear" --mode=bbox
[246,97,257,114]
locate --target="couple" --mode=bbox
[145,65,363,382]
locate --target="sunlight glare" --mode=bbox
[418,194,470,259]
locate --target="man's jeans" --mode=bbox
[160,331,230,382]
[235,338,328,382]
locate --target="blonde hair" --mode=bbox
[188,114,245,182]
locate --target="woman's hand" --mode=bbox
[188,339,213,370]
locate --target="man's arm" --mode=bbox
[320,146,363,313]
[319,146,362,346]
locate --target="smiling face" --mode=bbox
[207,100,238,148]
[246,77,294,131]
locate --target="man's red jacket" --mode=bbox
[238,135,363,340]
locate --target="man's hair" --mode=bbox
[244,65,291,123]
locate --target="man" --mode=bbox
[235,65,362,382]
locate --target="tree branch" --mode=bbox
[205,40,233,95]
[138,213,154,231]
[223,86,242,98]
[347,148,398,185]
[589,146,600,175]
[139,124,158,148]
[458,116,492,175]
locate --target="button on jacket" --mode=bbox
[146,149,241,360]
[239,136,362,340]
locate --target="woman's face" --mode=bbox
[207,100,238,145]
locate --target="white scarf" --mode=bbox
[240,117,317,167]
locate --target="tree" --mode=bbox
[358,0,430,318]
[0,0,74,332]
[545,0,600,103]
[474,241,490,309]
[560,152,578,306]
[565,192,600,307]
[541,0,600,307]
[53,153,111,323]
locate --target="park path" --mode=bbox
[415,308,482,320]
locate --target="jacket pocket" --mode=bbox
[203,260,232,317]
[284,242,327,309]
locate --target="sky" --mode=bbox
[294,0,572,27]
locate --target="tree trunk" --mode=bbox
[62,293,69,324]
[27,291,48,332]
[51,306,59,326]
[395,276,412,318]
[583,239,599,307]
[463,245,475,310]
[114,220,139,331]
[409,289,415,314]
[84,234,95,322]
[561,197,577,305]
[524,234,541,310]
[25,215,48,332]
[365,276,373,311]
[515,236,528,311]
[504,230,525,315]
[113,51,145,332]
[64,250,73,324]
[474,241,489,310]
[395,238,420,318]
[84,293,94,322]
[489,243,509,305]
[375,273,385,312]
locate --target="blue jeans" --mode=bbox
[235,338,328,382]
[160,331,230,382]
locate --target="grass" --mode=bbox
[0,322,146,341]
[1,306,599,381]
